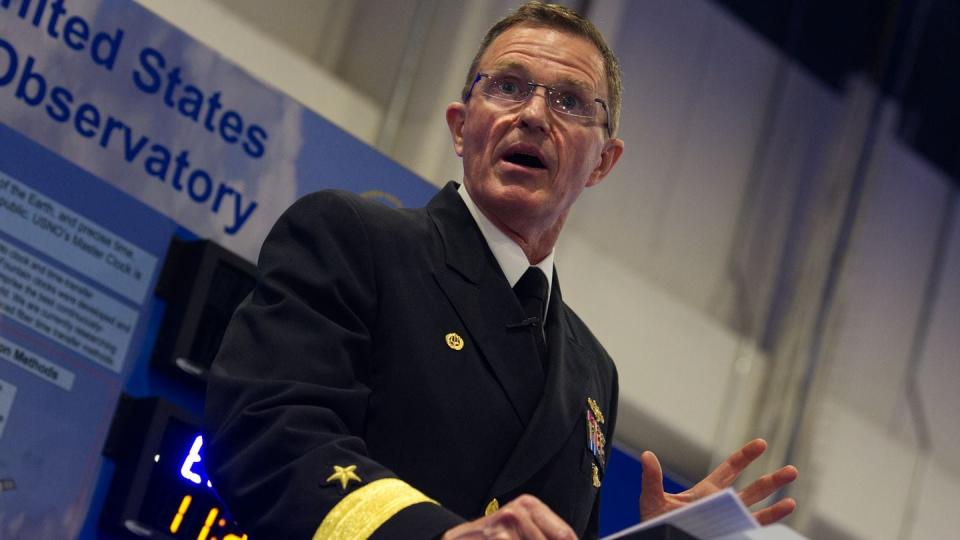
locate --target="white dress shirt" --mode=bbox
[457,183,554,314]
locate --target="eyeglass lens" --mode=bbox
[480,74,598,118]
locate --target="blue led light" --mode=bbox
[180,435,204,484]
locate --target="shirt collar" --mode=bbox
[458,183,554,297]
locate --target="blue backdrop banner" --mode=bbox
[1,1,436,537]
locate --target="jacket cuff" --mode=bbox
[369,500,465,540]
[312,478,463,539]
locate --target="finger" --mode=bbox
[529,503,576,540]
[640,450,666,500]
[509,495,574,540]
[639,450,672,520]
[704,439,768,487]
[442,520,513,540]
[738,465,799,507]
[490,505,545,540]
[444,528,505,540]
[753,497,797,526]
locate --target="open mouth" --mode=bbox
[503,152,546,169]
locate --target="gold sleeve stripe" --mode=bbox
[312,478,438,540]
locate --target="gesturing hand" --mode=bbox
[441,494,576,540]
[639,439,798,525]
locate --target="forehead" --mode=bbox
[479,25,606,92]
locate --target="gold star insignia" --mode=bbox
[326,465,362,490]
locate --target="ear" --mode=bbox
[586,137,624,187]
[446,102,467,157]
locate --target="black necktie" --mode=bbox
[513,267,548,367]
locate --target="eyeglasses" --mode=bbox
[466,72,612,138]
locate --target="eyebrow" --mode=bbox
[487,61,597,94]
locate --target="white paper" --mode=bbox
[602,488,758,539]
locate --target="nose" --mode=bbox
[516,86,550,133]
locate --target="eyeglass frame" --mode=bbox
[465,72,613,138]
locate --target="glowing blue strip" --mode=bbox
[180,435,204,484]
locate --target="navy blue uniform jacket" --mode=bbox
[205,182,618,539]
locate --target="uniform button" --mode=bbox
[484,498,499,516]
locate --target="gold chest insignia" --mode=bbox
[445,332,464,350]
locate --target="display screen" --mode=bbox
[133,417,247,540]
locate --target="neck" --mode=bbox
[489,209,565,265]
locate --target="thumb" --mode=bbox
[640,450,665,501]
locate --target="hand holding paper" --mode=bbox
[640,439,798,525]
[604,488,808,540]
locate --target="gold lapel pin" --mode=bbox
[484,498,500,516]
[445,332,464,351]
[592,463,601,488]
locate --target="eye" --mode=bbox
[552,90,587,114]
[491,76,524,97]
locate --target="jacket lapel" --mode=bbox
[428,184,544,426]
[487,276,593,498]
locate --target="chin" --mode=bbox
[496,194,548,221]
[471,175,546,209]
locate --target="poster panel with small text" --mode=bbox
[0,0,437,537]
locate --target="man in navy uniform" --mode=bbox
[205,2,798,539]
